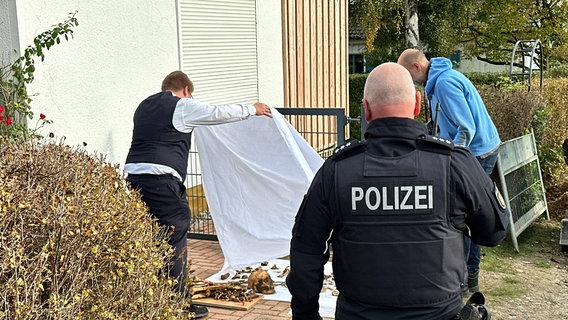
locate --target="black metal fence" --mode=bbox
[186,107,364,240]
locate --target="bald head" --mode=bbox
[397,48,429,86]
[363,62,420,121]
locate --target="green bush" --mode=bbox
[464,71,508,86]
[547,44,568,78]
[544,61,568,78]
[0,138,191,319]
[479,77,568,203]
[539,78,568,182]
[348,73,367,140]
[541,78,568,146]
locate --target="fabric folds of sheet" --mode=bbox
[194,108,324,273]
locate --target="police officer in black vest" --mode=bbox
[124,71,272,318]
[286,63,509,320]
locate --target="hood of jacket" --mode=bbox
[424,57,453,97]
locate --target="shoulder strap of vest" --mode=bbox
[416,134,454,155]
[330,140,366,161]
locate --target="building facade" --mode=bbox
[0,0,348,165]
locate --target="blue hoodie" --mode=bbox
[425,57,501,156]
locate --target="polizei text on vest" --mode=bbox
[351,183,434,214]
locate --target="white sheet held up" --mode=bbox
[194,108,324,272]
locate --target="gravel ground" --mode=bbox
[474,237,568,319]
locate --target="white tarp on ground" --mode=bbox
[194,108,324,272]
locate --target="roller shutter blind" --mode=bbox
[177,0,258,104]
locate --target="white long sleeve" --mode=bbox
[172,98,256,133]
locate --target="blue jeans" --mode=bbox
[475,150,499,175]
[465,150,499,274]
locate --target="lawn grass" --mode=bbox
[478,216,563,300]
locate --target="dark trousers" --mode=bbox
[127,174,191,297]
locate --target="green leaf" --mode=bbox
[2,11,78,139]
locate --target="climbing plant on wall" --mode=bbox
[0,11,78,139]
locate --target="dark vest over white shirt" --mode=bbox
[125,91,192,179]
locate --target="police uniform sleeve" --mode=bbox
[451,148,510,246]
[286,161,334,320]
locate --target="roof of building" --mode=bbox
[348,6,366,39]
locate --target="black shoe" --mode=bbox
[467,271,479,293]
[464,292,491,320]
[477,304,492,320]
[459,304,481,320]
[189,304,208,318]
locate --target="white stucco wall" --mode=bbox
[11,0,180,165]
[349,40,365,55]
[456,57,509,74]
[1,1,12,61]
[256,0,284,107]
[10,0,178,163]
[0,1,18,64]
[5,0,284,165]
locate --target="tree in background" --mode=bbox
[349,0,568,67]
[417,0,476,56]
[463,0,568,67]
[404,0,419,48]
[349,0,406,66]
[349,0,476,64]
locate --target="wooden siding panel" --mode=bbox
[322,0,329,109]
[281,0,347,149]
[281,0,346,109]
[340,0,348,112]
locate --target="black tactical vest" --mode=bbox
[331,137,465,308]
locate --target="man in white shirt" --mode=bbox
[125,70,272,318]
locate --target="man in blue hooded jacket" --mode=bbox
[398,48,501,293]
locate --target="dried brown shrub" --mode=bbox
[479,78,568,220]
[481,78,568,155]
[541,78,568,148]
[0,138,191,319]
[478,84,547,142]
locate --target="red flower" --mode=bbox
[0,106,4,113]
[0,116,3,121]
[40,113,46,119]
[5,118,12,125]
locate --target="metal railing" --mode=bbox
[496,130,549,252]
